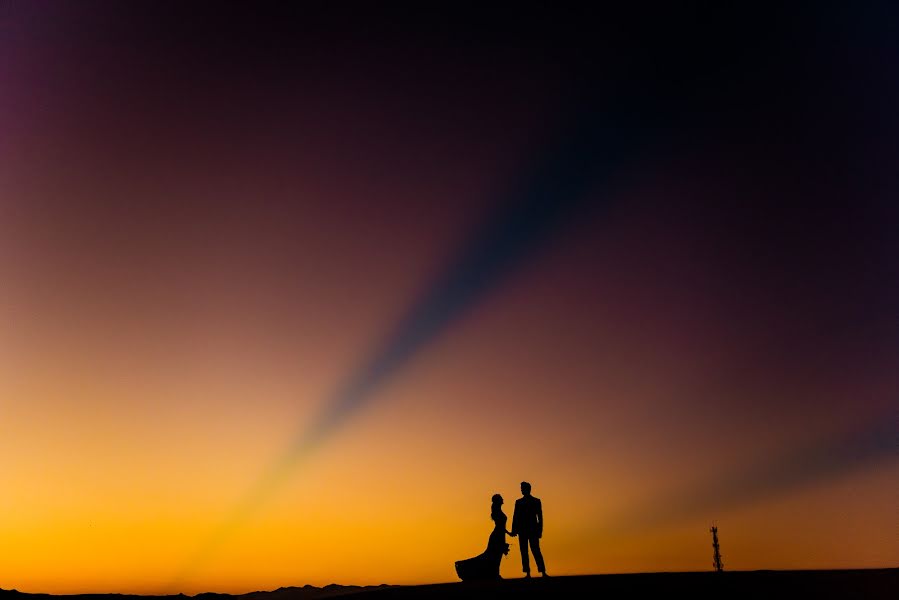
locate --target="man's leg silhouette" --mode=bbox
[518,536,530,574]
[529,536,545,574]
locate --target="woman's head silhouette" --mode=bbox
[490,494,504,520]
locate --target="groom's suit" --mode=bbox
[511,494,545,574]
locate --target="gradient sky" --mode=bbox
[1,2,897,594]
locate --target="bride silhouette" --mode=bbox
[455,494,512,581]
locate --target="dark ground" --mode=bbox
[356,571,897,599]
[3,571,897,600]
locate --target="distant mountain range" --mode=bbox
[3,571,897,600]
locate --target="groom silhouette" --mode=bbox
[511,481,547,577]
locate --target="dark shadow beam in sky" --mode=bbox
[168,97,652,588]
[587,415,898,541]
[171,9,897,580]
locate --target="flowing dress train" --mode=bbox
[455,510,509,581]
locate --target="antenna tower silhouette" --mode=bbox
[710,525,724,572]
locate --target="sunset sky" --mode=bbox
[1,2,897,595]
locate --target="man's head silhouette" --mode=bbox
[521,481,532,495]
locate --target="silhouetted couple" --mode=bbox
[455,481,547,581]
